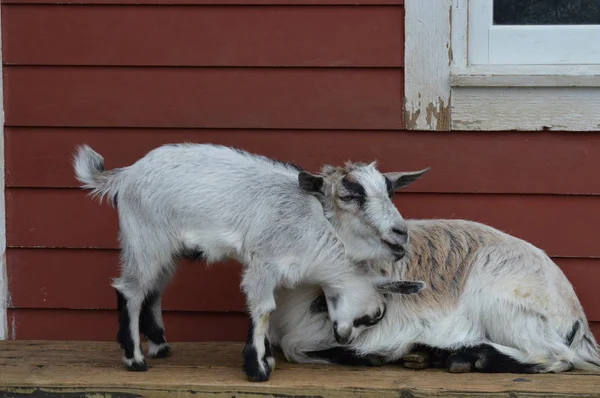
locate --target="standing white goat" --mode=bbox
[270,219,600,374]
[73,143,427,381]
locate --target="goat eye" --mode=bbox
[373,309,382,319]
[339,195,355,202]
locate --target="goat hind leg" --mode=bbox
[140,291,170,358]
[115,285,147,371]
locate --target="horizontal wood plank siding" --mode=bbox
[4,0,599,344]
[6,128,600,194]
[4,67,404,129]
[6,309,248,341]
[8,188,600,258]
[2,5,403,67]
[7,249,245,312]
[7,249,600,322]
[5,311,599,342]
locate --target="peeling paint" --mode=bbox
[425,98,451,130]
[405,0,452,131]
[0,253,6,340]
[448,3,453,66]
[10,313,16,340]
[404,107,421,130]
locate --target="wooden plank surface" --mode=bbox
[7,249,600,321]
[2,5,403,67]
[8,128,600,194]
[0,341,599,397]
[7,310,248,341]
[4,67,403,129]
[7,188,600,258]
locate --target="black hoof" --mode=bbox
[126,360,148,372]
[449,360,472,373]
[244,358,271,382]
[150,345,171,359]
[361,354,384,367]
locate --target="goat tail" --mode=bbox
[570,320,600,371]
[73,144,120,206]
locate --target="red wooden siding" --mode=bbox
[3,5,403,67]
[4,67,404,129]
[7,188,600,258]
[8,249,600,322]
[3,0,599,342]
[7,309,248,341]
[6,128,600,194]
[7,249,245,312]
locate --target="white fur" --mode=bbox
[147,342,168,358]
[73,143,421,378]
[270,219,600,373]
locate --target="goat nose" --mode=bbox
[392,226,407,237]
[391,226,408,245]
[333,323,352,345]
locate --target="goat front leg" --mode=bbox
[241,268,277,382]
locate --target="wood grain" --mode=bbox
[8,128,600,195]
[8,188,600,258]
[6,249,600,322]
[0,341,598,397]
[404,0,451,130]
[4,67,404,129]
[452,87,600,131]
[7,310,248,341]
[2,5,403,67]
[7,248,246,312]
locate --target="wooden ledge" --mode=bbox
[1,341,599,397]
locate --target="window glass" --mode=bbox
[493,0,600,25]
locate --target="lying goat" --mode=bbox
[73,143,427,381]
[270,218,600,373]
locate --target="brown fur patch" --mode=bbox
[387,221,503,311]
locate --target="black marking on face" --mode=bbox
[341,177,366,207]
[565,320,580,346]
[310,293,329,314]
[353,305,386,328]
[113,193,119,207]
[384,177,394,198]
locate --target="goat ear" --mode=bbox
[383,168,430,191]
[298,171,325,194]
[375,280,426,295]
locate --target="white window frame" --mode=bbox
[405,0,600,131]
[469,0,600,65]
